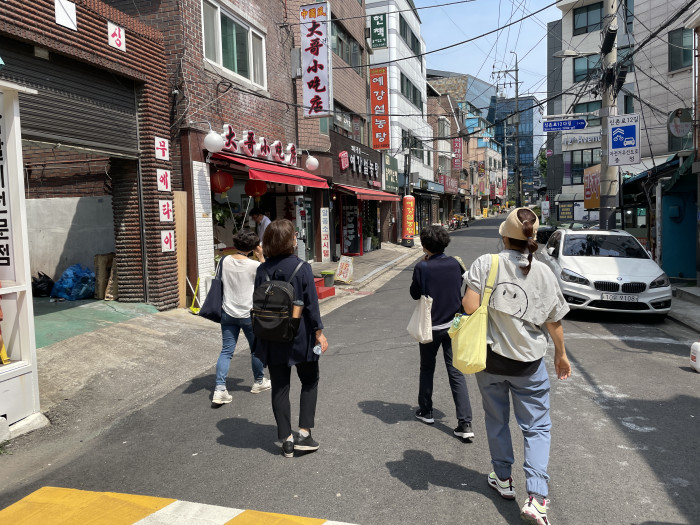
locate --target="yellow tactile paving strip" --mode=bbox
[0,486,176,524]
[0,487,345,524]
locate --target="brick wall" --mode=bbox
[1,0,177,309]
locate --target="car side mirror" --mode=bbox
[546,246,556,257]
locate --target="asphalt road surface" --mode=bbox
[1,218,698,524]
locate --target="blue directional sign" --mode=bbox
[543,119,588,131]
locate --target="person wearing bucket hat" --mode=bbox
[462,207,571,525]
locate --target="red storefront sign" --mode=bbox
[438,174,459,194]
[369,67,390,150]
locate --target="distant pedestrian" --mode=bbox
[462,207,571,525]
[254,219,328,458]
[212,230,271,405]
[410,225,474,440]
[250,208,271,244]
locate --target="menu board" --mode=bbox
[341,196,360,255]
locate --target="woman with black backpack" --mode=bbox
[253,219,328,458]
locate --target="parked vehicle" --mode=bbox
[538,229,672,316]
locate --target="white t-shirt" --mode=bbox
[465,250,569,362]
[221,257,260,318]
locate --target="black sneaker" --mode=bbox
[294,434,319,452]
[454,422,474,439]
[415,409,434,424]
[282,440,294,458]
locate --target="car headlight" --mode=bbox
[649,272,670,289]
[560,268,590,286]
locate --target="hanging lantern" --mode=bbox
[245,180,268,201]
[210,170,234,196]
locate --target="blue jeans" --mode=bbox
[215,312,264,387]
[475,360,552,497]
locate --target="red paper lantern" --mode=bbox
[245,180,268,198]
[210,170,234,195]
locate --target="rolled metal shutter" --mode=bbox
[0,37,139,157]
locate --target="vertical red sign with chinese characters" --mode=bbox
[369,67,390,150]
[452,138,462,170]
[300,3,332,118]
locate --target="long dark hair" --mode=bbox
[507,208,539,276]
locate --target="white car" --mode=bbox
[538,229,672,316]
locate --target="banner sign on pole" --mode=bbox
[608,113,640,166]
[452,138,462,170]
[301,2,332,118]
[320,207,331,262]
[370,67,390,150]
[0,93,16,281]
[583,164,601,210]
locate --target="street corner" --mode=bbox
[0,487,358,525]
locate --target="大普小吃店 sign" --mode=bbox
[301,3,332,118]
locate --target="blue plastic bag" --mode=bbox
[50,264,95,300]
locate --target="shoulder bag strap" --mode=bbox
[287,261,306,283]
[480,254,499,306]
[216,256,227,279]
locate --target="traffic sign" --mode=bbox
[608,113,640,166]
[543,119,587,131]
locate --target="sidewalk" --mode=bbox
[669,285,700,334]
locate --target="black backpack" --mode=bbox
[251,261,305,343]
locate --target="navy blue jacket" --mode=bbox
[410,253,463,326]
[253,254,323,367]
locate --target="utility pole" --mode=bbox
[494,52,522,206]
[599,0,618,229]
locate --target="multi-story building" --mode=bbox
[488,95,544,203]
[547,0,694,241]
[463,109,506,217]
[366,0,433,232]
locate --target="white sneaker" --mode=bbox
[521,495,550,525]
[212,389,232,404]
[251,378,271,394]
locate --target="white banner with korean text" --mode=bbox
[0,93,16,281]
[300,2,333,118]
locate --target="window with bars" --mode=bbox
[668,28,692,72]
[202,0,265,87]
[573,2,603,36]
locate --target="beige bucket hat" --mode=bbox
[498,207,540,241]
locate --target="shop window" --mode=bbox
[668,28,692,72]
[202,0,266,87]
[573,2,602,36]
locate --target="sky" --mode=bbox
[415,0,563,102]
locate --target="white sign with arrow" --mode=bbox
[608,113,640,166]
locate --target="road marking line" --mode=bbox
[565,332,691,345]
[226,509,325,524]
[136,500,244,523]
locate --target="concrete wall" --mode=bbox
[26,197,115,281]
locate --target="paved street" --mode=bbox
[1,218,699,524]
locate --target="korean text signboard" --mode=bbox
[320,207,331,262]
[452,138,462,170]
[341,197,360,255]
[0,93,16,281]
[301,3,332,118]
[583,164,601,210]
[384,155,399,193]
[608,113,640,166]
[370,67,390,150]
[370,14,387,49]
[558,202,574,221]
[438,174,458,194]
[108,21,126,52]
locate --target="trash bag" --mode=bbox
[32,272,55,297]
[50,264,96,301]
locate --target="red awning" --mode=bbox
[212,153,329,189]
[333,184,401,202]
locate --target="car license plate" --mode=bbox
[601,293,638,302]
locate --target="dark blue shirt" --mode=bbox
[410,253,463,327]
[253,254,323,367]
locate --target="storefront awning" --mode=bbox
[212,153,329,189]
[554,192,583,202]
[333,184,401,202]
